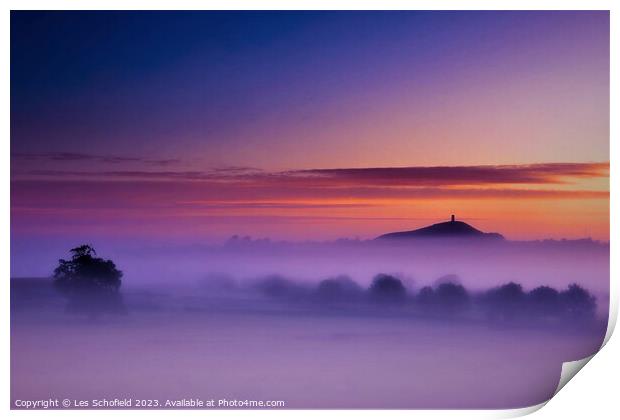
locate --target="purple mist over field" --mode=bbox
[11,239,608,409]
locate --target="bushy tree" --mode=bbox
[369,274,407,302]
[482,282,525,321]
[488,282,525,303]
[54,245,122,293]
[316,275,362,302]
[435,282,469,307]
[526,286,562,316]
[561,284,596,319]
[254,275,307,299]
[53,245,124,316]
[417,286,435,305]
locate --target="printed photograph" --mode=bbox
[10,10,610,409]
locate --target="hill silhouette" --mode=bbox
[376,215,504,241]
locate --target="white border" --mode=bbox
[3,2,617,419]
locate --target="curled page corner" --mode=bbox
[554,355,595,396]
[549,291,620,397]
[545,292,619,405]
[602,295,618,347]
[494,401,548,418]
[500,307,615,418]
[498,355,598,419]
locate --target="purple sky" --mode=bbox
[11,11,610,247]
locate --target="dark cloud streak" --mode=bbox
[290,163,609,186]
[16,162,609,187]
[12,152,181,166]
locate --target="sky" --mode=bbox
[10,11,610,243]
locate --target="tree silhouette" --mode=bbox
[526,286,562,317]
[488,282,525,303]
[482,282,525,321]
[435,282,469,308]
[368,274,407,302]
[53,245,124,316]
[417,282,469,313]
[316,275,362,302]
[254,275,307,300]
[417,286,435,305]
[560,283,596,319]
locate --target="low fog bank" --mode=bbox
[11,237,609,290]
[11,236,609,333]
[11,271,608,335]
[113,239,608,317]
[12,265,608,409]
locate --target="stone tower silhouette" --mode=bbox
[451,214,455,222]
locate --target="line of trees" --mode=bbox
[255,273,598,323]
[51,245,599,325]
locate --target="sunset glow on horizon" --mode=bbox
[11,11,610,243]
